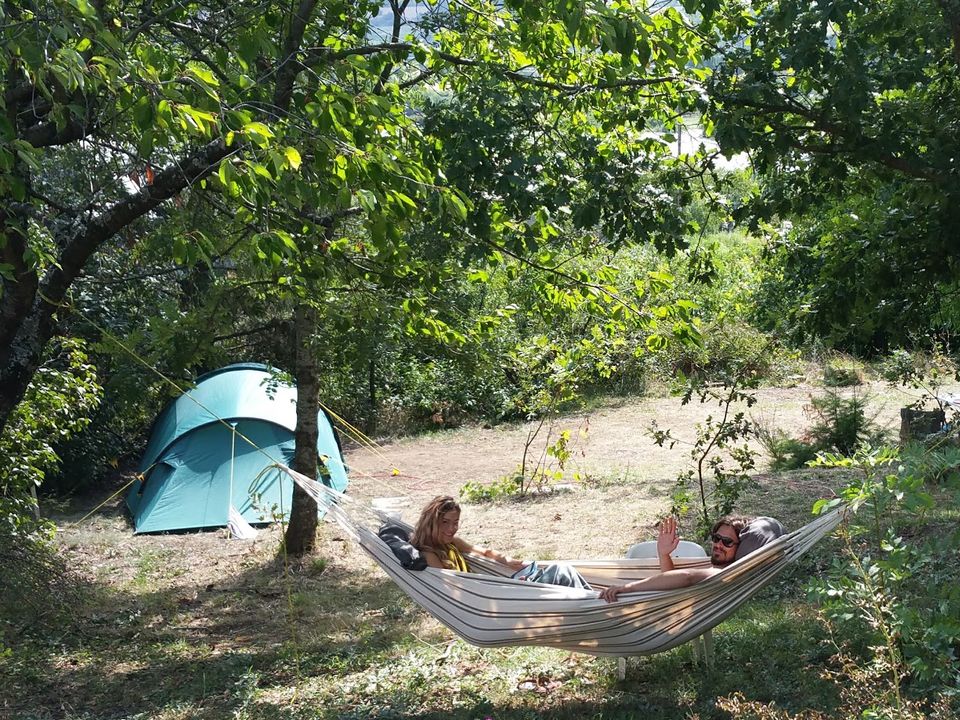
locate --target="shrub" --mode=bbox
[753,419,820,471]
[460,473,525,503]
[754,390,887,469]
[822,354,866,387]
[1,338,102,531]
[650,370,759,536]
[807,388,887,455]
[877,345,956,387]
[811,447,960,701]
[878,348,922,382]
[651,320,775,383]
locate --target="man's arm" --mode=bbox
[598,567,720,602]
[657,515,680,572]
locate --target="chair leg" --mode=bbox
[703,630,714,667]
[617,657,626,680]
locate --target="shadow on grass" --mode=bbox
[5,481,854,720]
[5,568,421,719]
[3,499,436,720]
[5,568,845,720]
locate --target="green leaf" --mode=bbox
[356,189,378,213]
[249,162,274,181]
[132,96,155,130]
[444,193,468,221]
[187,63,220,87]
[242,121,274,147]
[284,147,302,170]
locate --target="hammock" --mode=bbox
[279,466,844,657]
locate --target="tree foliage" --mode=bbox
[0,338,100,532]
[708,0,960,349]
[0,0,727,548]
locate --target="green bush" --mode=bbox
[754,390,888,469]
[1,338,102,529]
[753,421,820,471]
[807,388,887,455]
[876,345,956,386]
[381,356,513,432]
[878,348,923,382]
[811,447,960,700]
[822,354,866,387]
[649,320,796,386]
[460,472,525,503]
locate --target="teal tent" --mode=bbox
[127,363,348,533]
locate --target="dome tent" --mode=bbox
[127,363,348,533]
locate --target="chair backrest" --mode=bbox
[626,539,708,559]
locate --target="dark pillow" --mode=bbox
[734,516,786,560]
[378,523,427,571]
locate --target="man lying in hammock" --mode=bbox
[410,495,590,589]
[600,514,757,602]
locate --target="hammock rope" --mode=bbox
[275,464,845,657]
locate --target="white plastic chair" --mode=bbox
[626,539,708,560]
[617,540,714,678]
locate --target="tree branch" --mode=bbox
[724,97,949,183]
[374,0,410,94]
[273,0,319,111]
[306,42,678,94]
[212,321,286,343]
[42,139,232,306]
[479,236,648,321]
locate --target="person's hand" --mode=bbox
[599,585,624,603]
[657,515,680,559]
[508,558,527,571]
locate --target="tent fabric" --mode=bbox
[128,364,348,533]
[279,465,844,657]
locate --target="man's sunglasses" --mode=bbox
[710,533,739,548]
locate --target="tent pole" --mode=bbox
[229,422,238,512]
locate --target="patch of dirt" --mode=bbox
[347,382,918,498]
[339,381,925,559]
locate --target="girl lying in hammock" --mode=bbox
[410,495,590,589]
[410,495,525,572]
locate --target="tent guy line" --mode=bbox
[70,293,412,495]
[52,292,431,530]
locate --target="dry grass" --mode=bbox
[3,380,949,719]
[345,381,928,555]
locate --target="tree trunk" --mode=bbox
[284,303,320,555]
[0,139,230,436]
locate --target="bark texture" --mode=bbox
[284,303,320,555]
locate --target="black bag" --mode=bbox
[378,523,427,571]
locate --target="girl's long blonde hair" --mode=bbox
[410,495,460,569]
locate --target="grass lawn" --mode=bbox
[0,471,876,720]
[4,384,958,719]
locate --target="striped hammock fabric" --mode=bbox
[279,465,844,657]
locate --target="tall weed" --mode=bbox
[810,447,960,703]
[650,366,759,535]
